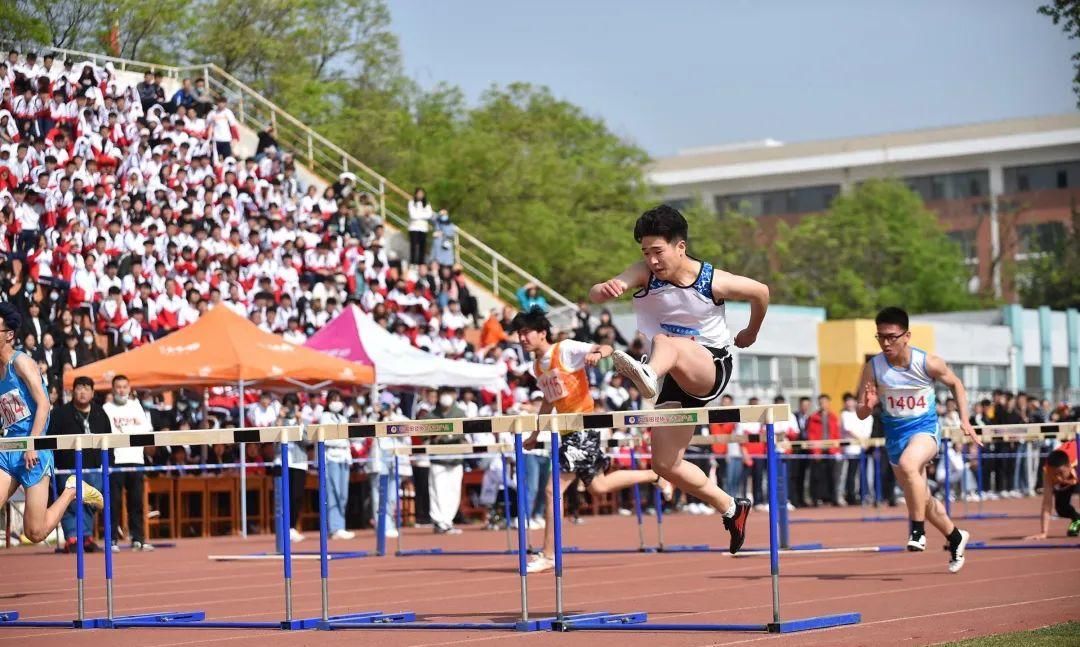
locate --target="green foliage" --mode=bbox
[1039,1,1080,107]
[777,179,978,318]
[389,83,651,297]
[1019,205,1080,309]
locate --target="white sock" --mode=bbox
[722,500,737,518]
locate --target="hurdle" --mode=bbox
[390,442,525,557]
[312,414,597,631]
[540,405,861,633]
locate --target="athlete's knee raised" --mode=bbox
[651,454,680,477]
[23,524,49,544]
[896,456,924,479]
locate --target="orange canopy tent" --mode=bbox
[64,305,375,391]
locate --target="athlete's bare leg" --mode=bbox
[614,334,717,400]
[0,471,18,509]
[892,435,955,536]
[21,477,75,544]
[536,469,664,556]
[650,403,735,513]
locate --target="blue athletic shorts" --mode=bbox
[885,428,940,466]
[0,448,54,488]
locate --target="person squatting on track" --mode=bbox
[856,307,982,573]
[514,308,674,574]
[590,204,770,553]
[0,303,104,542]
[1026,439,1079,539]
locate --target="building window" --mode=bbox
[1016,222,1065,256]
[1004,159,1080,193]
[947,229,977,261]
[716,184,840,217]
[903,170,990,202]
[1025,366,1042,390]
[976,365,1008,390]
[777,356,814,390]
[666,197,693,212]
[739,355,774,386]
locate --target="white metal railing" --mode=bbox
[13,42,575,312]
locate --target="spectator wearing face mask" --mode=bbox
[426,387,466,534]
[103,374,155,551]
[320,390,357,540]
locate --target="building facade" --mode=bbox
[648,114,1080,300]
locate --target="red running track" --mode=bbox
[0,497,1076,647]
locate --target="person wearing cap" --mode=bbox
[48,375,111,553]
[0,303,103,546]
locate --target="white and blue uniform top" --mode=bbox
[871,347,938,441]
[0,351,45,438]
[632,259,732,353]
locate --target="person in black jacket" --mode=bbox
[48,376,112,553]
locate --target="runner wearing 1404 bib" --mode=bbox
[856,307,982,573]
[590,205,769,553]
[514,308,672,574]
[0,303,104,544]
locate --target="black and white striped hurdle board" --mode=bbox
[538,404,790,434]
[309,414,535,442]
[0,426,302,453]
[968,422,1079,439]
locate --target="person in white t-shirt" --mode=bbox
[207,96,238,160]
[320,390,359,540]
[102,375,155,551]
[840,392,873,505]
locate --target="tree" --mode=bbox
[1039,0,1080,107]
[777,179,979,318]
[1019,205,1080,309]
[0,0,101,49]
[389,82,651,298]
[677,200,774,283]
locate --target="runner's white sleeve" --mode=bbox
[558,340,595,372]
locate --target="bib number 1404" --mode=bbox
[887,395,926,411]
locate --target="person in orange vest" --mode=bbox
[1025,439,1079,539]
[515,308,671,574]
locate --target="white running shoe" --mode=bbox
[289,528,306,543]
[906,531,927,552]
[133,541,154,552]
[611,351,658,400]
[331,529,356,540]
[526,553,554,574]
[948,529,970,574]
[384,527,399,539]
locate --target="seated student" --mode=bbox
[1026,439,1079,539]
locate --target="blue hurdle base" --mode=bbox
[0,610,203,629]
[556,612,861,633]
[324,612,616,632]
[0,611,109,628]
[659,543,824,553]
[562,546,658,554]
[396,548,526,557]
[210,550,371,561]
[789,512,1027,524]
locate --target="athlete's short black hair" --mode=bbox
[634,205,688,244]
[1047,449,1072,470]
[0,303,20,338]
[512,307,553,341]
[875,307,909,330]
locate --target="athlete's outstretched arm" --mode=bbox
[711,270,769,348]
[926,354,983,447]
[855,362,877,420]
[588,261,649,304]
[1025,471,1054,540]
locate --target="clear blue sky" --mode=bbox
[391,0,1075,157]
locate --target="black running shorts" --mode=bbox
[656,345,733,408]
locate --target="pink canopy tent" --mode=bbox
[305,305,506,390]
